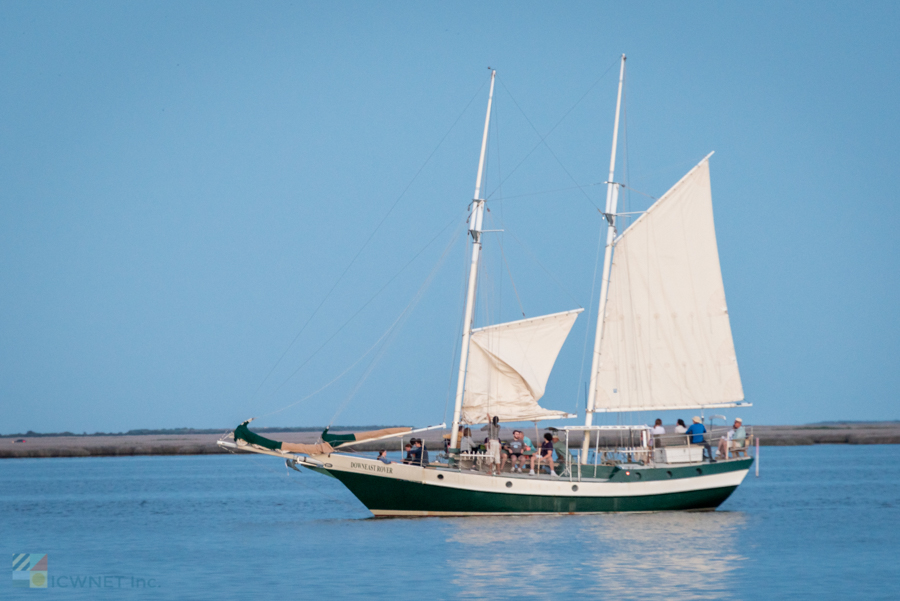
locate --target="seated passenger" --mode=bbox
[685,416,714,462]
[377,449,390,464]
[552,432,567,464]
[674,419,688,434]
[522,433,534,454]
[501,430,528,473]
[717,418,746,459]
[529,433,558,477]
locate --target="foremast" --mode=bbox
[449,70,496,450]
[582,55,626,460]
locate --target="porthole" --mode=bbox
[572,485,579,492]
[635,472,642,480]
[666,471,673,478]
[437,474,444,480]
[506,481,513,488]
[696,468,703,476]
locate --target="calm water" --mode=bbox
[2,445,898,599]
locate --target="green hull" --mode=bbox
[327,458,752,516]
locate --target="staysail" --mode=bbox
[461,309,582,423]
[593,157,744,412]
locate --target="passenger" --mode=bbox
[501,430,528,473]
[530,433,558,477]
[522,433,534,453]
[551,432,568,465]
[407,439,421,464]
[650,418,666,448]
[519,432,535,466]
[674,419,688,434]
[412,438,429,466]
[486,415,502,476]
[717,418,746,459]
[460,427,475,454]
[402,443,414,464]
[686,417,714,462]
[377,449,391,464]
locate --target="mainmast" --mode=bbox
[449,70,496,450]
[582,55,626,460]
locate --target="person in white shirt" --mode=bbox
[650,418,666,448]
[674,419,688,434]
[717,418,747,459]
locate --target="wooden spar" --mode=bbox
[583,54,626,461]
[450,71,496,451]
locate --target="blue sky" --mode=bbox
[2,1,898,433]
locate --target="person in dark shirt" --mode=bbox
[529,432,558,477]
[376,450,391,464]
[410,439,429,467]
[685,417,714,462]
[403,443,414,464]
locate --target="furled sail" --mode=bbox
[234,420,334,455]
[322,427,412,446]
[462,309,582,423]
[594,157,744,412]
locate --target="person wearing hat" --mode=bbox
[685,416,714,462]
[551,431,567,465]
[717,418,746,459]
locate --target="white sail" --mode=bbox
[594,157,744,412]
[462,309,582,423]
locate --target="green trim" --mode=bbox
[327,462,749,515]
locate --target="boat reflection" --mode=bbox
[444,511,747,599]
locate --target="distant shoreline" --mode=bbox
[1,422,899,459]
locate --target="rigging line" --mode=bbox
[261,211,467,404]
[616,183,655,202]
[623,70,631,227]
[327,223,462,427]
[256,304,411,420]
[499,78,602,211]
[488,182,606,202]
[490,213,526,318]
[485,57,619,202]
[248,78,489,404]
[575,212,606,410]
[441,229,470,426]
[261,222,465,422]
[504,228,582,308]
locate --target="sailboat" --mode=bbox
[219,56,754,516]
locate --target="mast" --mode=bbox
[449,70,496,450]
[582,55,626,461]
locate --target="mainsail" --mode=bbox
[593,157,744,412]
[461,309,582,423]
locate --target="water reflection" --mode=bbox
[444,512,747,599]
